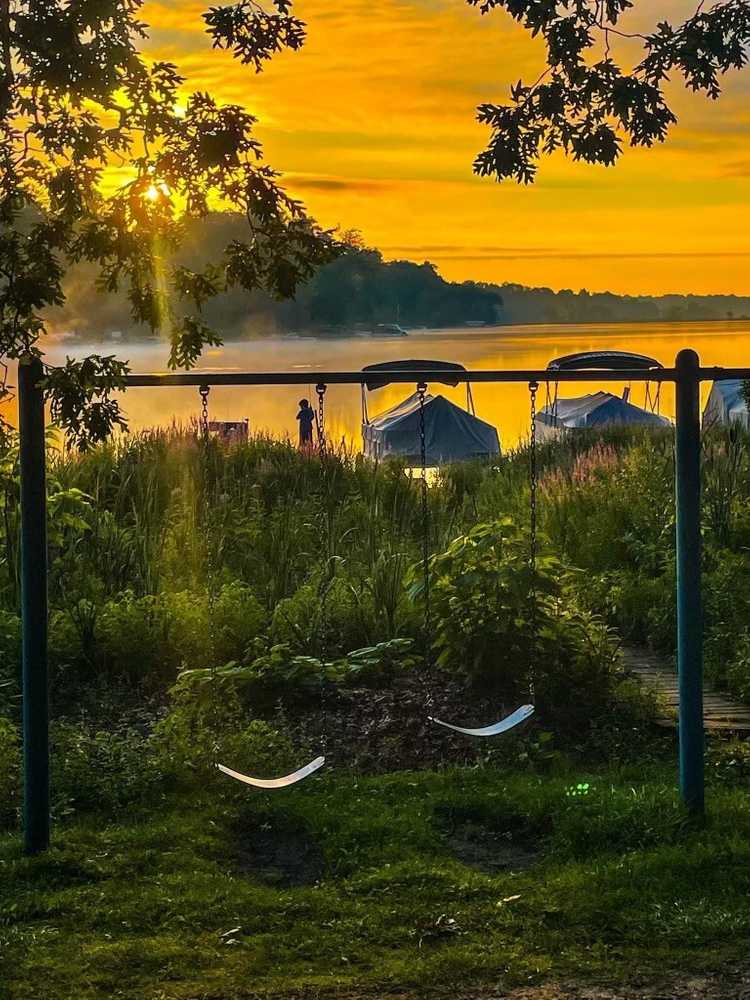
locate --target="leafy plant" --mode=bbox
[0,716,20,827]
[0,0,339,446]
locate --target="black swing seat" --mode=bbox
[429,704,534,737]
[216,755,325,789]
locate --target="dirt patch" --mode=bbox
[235,820,325,887]
[266,962,750,999]
[501,966,750,998]
[445,820,541,874]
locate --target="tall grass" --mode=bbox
[2,422,750,701]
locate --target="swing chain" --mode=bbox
[417,382,432,684]
[316,383,327,454]
[528,381,539,702]
[199,384,210,440]
[199,385,218,676]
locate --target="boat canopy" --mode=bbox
[363,391,500,464]
[537,391,670,432]
[362,359,467,391]
[547,351,664,372]
[703,379,749,428]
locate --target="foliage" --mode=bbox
[418,518,624,732]
[3,766,750,997]
[470,1,750,182]
[0,0,339,446]
[0,717,20,827]
[50,721,170,819]
[152,673,296,779]
[707,738,750,786]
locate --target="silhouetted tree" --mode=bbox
[0,0,338,446]
[466,1,750,183]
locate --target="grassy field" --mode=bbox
[2,426,750,998]
[3,762,750,1000]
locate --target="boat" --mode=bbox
[361,360,500,464]
[703,379,749,429]
[535,351,670,440]
[373,323,408,338]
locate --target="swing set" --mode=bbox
[16,349,736,852]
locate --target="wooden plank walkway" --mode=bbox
[621,645,750,732]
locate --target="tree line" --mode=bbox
[48,213,750,341]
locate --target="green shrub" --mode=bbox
[212,580,266,663]
[421,518,629,734]
[707,739,750,786]
[95,591,175,685]
[270,577,371,657]
[723,631,750,703]
[0,610,20,672]
[0,717,20,828]
[50,721,169,818]
[152,671,296,780]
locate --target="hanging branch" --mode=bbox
[468,0,750,182]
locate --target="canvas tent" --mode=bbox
[703,379,749,429]
[363,391,500,464]
[360,361,500,464]
[535,390,670,440]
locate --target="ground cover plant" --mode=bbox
[2,422,750,996]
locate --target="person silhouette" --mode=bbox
[297,398,315,449]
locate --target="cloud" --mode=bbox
[137,0,750,295]
[286,175,393,193]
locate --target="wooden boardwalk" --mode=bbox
[621,645,750,732]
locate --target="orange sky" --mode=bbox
[144,0,750,297]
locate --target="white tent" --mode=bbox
[703,379,749,429]
[536,390,670,440]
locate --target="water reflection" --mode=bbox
[6,321,750,448]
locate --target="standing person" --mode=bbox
[297,398,315,450]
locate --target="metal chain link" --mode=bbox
[316,383,327,455]
[528,381,539,702]
[199,385,217,677]
[417,383,432,694]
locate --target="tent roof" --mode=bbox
[539,391,669,428]
[547,350,663,372]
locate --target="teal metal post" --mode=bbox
[674,348,704,814]
[19,356,50,853]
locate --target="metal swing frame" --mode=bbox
[18,348,726,851]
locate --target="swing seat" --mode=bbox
[429,704,534,737]
[216,756,325,789]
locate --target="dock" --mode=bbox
[622,645,750,732]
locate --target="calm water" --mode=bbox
[15,320,750,448]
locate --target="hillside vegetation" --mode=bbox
[48,215,750,340]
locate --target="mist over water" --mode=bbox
[14,321,750,448]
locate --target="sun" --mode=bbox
[144,181,170,202]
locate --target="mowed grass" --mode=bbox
[1,764,750,1000]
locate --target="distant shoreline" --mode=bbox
[52,314,750,348]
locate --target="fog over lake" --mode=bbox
[22,320,750,448]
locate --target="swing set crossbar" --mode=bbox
[120,365,750,387]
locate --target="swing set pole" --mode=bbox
[674,349,704,815]
[18,356,50,854]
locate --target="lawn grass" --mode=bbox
[2,763,749,999]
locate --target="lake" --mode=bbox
[14,320,750,448]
